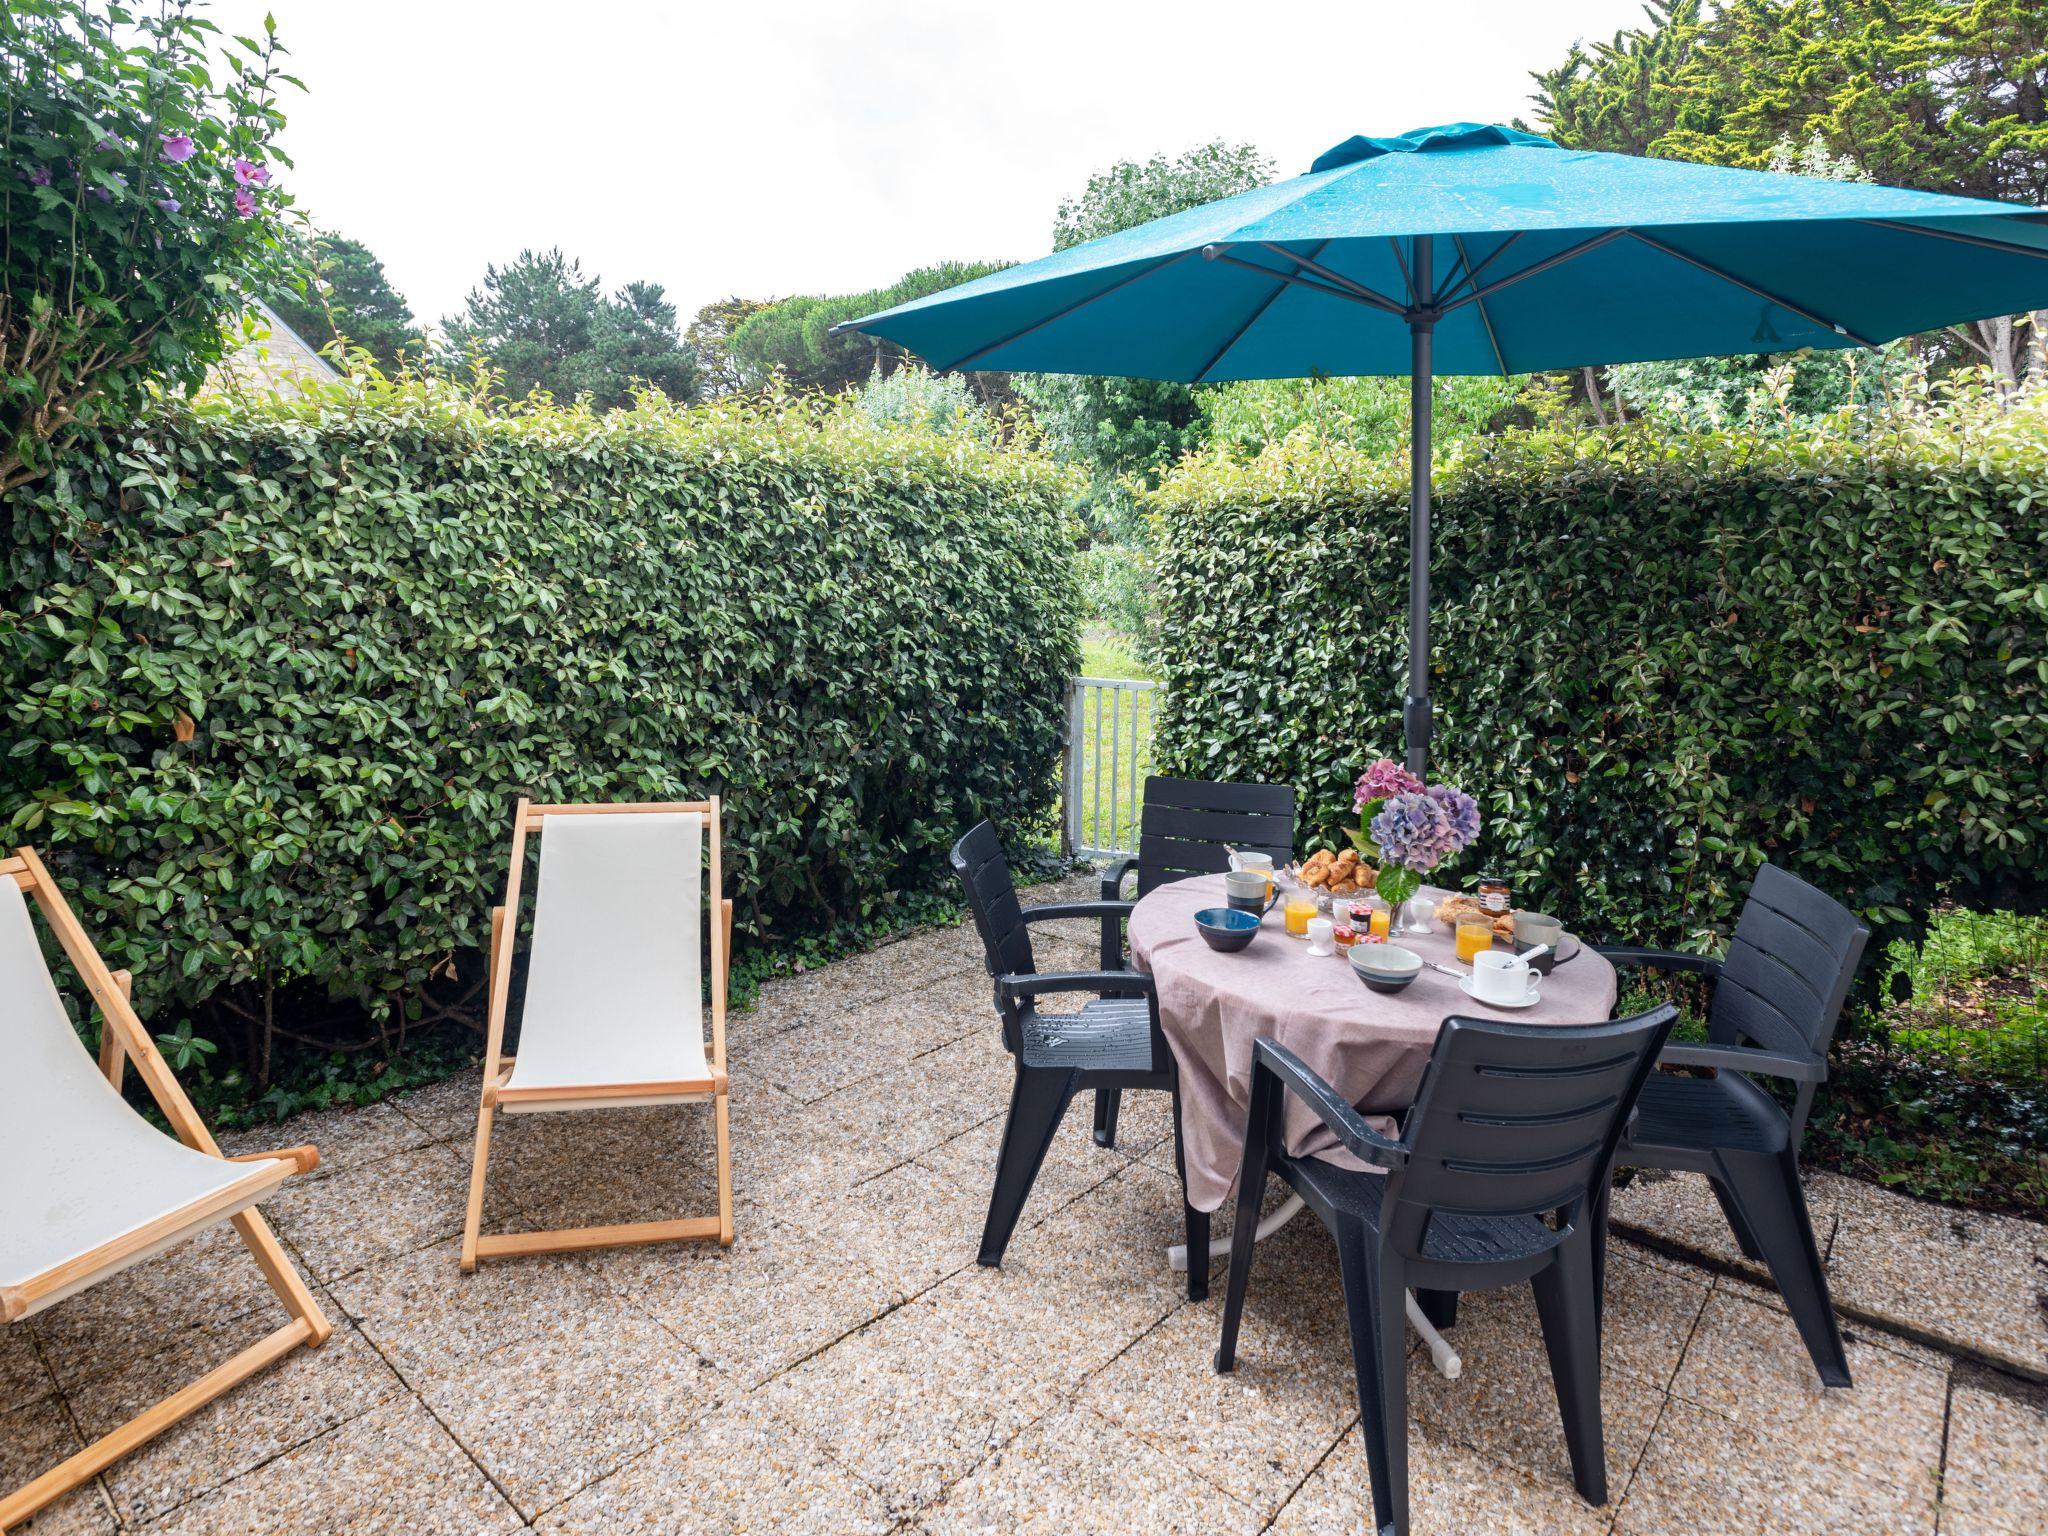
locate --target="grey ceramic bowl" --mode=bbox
[1349,942,1421,994]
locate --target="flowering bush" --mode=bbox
[1,1,299,492]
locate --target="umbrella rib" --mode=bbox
[1192,239,1333,385]
[1452,234,1511,377]
[1388,238,1417,305]
[1440,229,1630,313]
[1434,232,1524,305]
[931,251,1193,372]
[1249,243,1409,315]
[1858,217,2048,262]
[1625,229,1877,347]
[1207,249,1399,314]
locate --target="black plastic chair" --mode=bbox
[1595,862,1871,1387]
[1093,775,1296,1147]
[951,821,1208,1298]
[1217,1007,1676,1536]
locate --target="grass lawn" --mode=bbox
[1081,624,1154,681]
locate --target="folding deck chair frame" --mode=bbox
[0,847,330,1533]
[460,799,734,1272]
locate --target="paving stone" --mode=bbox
[1600,1249,1714,1388]
[1,1318,57,1412]
[1081,1302,1353,1518]
[30,1221,285,1394]
[485,1102,721,1234]
[751,1276,1074,1519]
[724,1081,877,1224]
[220,1097,434,1180]
[264,1141,479,1283]
[142,1396,523,1536]
[0,1397,119,1534]
[1613,1397,1938,1535]
[1818,1172,2048,1379]
[595,1219,895,1387]
[924,1401,1263,1535]
[329,1237,616,1381]
[389,1065,486,1142]
[917,1107,1127,1231]
[781,1159,985,1300]
[416,1307,725,1519]
[746,995,972,1104]
[1270,1419,1615,1536]
[1666,1282,1948,1497]
[1606,1167,1798,1284]
[534,1399,894,1534]
[816,1060,1004,1164]
[66,1308,403,1526]
[1939,1374,2048,1536]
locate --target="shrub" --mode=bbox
[1075,543,1156,651]
[2,1,299,491]
[0,377,1080,1064]
[1144,402,2048,956]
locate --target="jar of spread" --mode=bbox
[1477,875,1512,917]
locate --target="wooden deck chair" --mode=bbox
[0,848,329,1533]
[460,800,733,1271]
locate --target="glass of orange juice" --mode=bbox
[1456,920,1494,963]
[1283,891,1318,936]
[1367,900,1392,940]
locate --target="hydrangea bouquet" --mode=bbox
[1349,757,1482,918]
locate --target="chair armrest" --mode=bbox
[1596,946,1724,979]
[997,969,1155,1003]
[1252,1039,1408,1170]
[1658,1041,1827,1083]
[1021,900,1136,925]
[226,1144,321,1175]
[1099,858,1137,902]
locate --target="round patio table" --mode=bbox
[1129,872,1620,1216]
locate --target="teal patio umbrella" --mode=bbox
[834,122,2048,774]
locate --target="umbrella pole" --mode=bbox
[1404,236,1434,778]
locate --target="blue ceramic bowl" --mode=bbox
[1194,905,1260,953]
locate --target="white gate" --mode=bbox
[1063,676,1162,861]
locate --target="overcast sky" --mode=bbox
[211,1,1651,330]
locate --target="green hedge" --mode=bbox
[1145,412,2048,956]
[0,382,1080,1033]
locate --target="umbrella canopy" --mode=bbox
[835,122,2048,770]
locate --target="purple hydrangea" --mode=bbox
[1369,787,1481,874]
[1353,757,1423,811]
[159,134,195,163]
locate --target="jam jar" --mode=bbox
[1477,874,1512,917]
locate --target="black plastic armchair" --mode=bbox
[951,821,1208,1298]
[1092,775,1295,1147]
[1217,1008,1675,1536]
[1596,862,1870,1387]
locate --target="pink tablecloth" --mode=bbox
[1130,873,1618,1212]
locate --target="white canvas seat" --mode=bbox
[460,800,734,1270]
[0,849,329,1531]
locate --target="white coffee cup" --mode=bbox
[1305,916,1335,956]
[1472,948,1537,1004]
[1229,850,1275,875]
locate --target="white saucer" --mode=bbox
[1458,974,1541,1010]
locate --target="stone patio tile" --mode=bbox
[1404,1285,1667,1495]
[595,1219,896,1387]
[416,1307,724,1519]
[0,1398,119,1534]
[917,1107,1128,1231]
[1939,1374,2048,1535]
[1818,1172,2048,1378]
[484,1102,720,1234]
[535,1399,893,1534]
[66,1307,403,1526]
[1667,1283,1947,1496]
[2,1318,57,1412]
[750,1276,1074,1518]
[328,1236,616,1381]
[264,1141,478,1283]
[1613,1397,1937,1535]
[142,1396,523,1536]
[923,1401,1264,1535]
[29,1221,282,1393]
[781,1159,985,1299]
[816,1059,1004,1164]
[1270,1420,1616,1536]
[724,1082,880,1224]
[745,994,975,1104]
[1606,1167,1812,1285]
[388,1064,486,1142]
[220,1097,434,1180]
[1600,1249,1715,1388]
[1080,1301,1354,1518]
